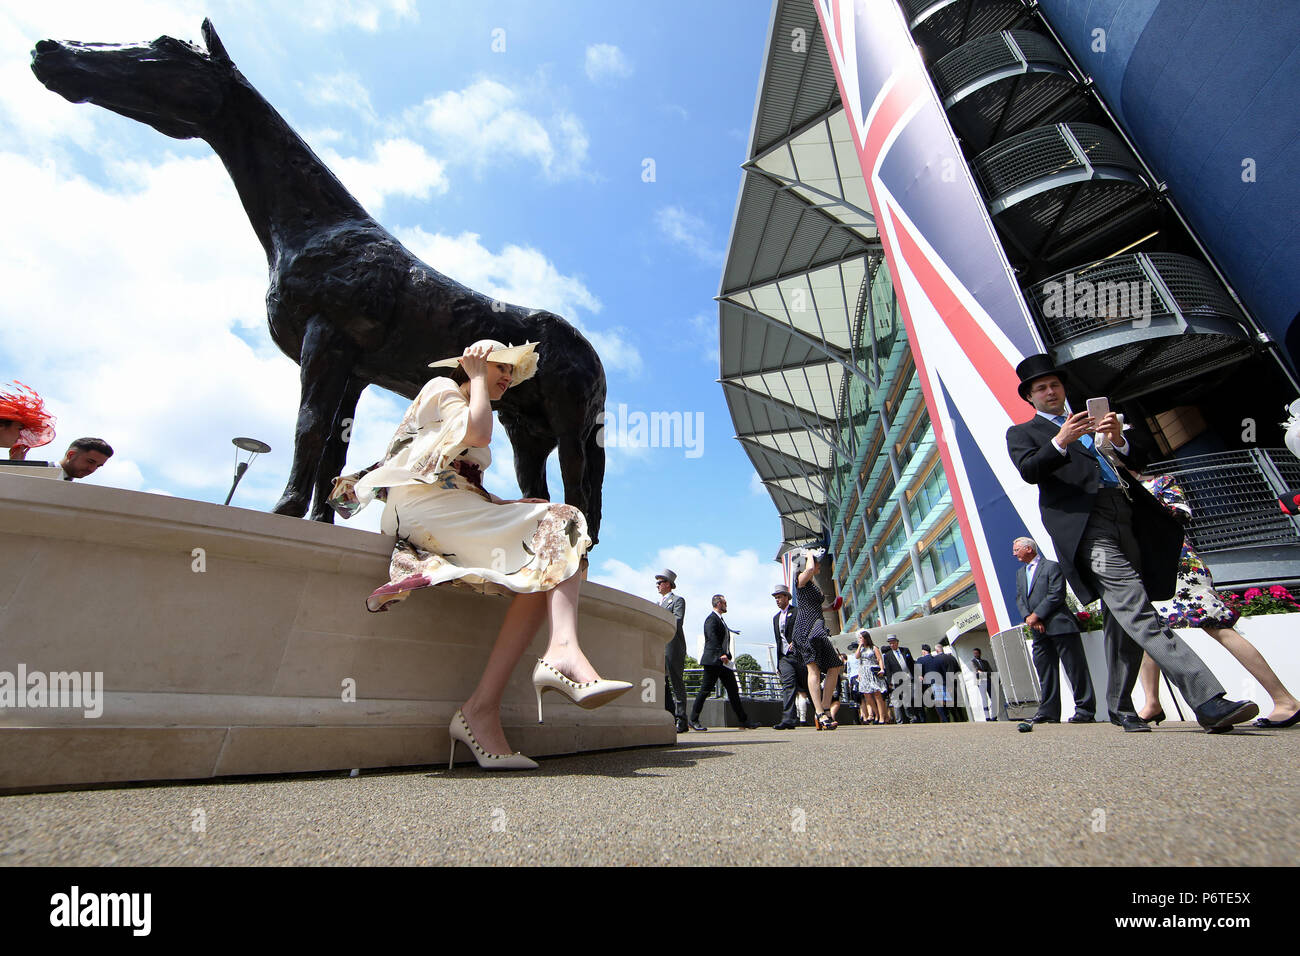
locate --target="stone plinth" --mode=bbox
[0,475,674,791]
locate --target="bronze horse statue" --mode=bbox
[31,19,606,542]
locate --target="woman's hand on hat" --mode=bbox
[458,343,494,380]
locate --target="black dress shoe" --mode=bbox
[1112,715,1151,733]
[688,719,708,732]
[1193,694,1259,733]
[675,718,689,733]
[773,721,796,729]
[740,721,762,729]
[1030,716,1059,724]
[1067,714,1095,723]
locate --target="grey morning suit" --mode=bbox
[1006,411,1224,718]
[661,592,687,721]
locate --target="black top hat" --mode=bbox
[1015,353,1069,402]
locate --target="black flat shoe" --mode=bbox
[1139,709,1165,726]
[1067,715,1095,723]
[688,719,708,732]
[1252,709,1300,728]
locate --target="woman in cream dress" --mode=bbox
[333,340,630,768]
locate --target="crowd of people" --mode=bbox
[9,342,1296,778]
[1,381,113,480]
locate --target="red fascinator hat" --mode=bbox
[0,382,57,448]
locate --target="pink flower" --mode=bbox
[1269,585,1291,598]
[1243,587,1263,600]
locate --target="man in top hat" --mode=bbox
[655,569,689,733]
[881,634,922,723]
[771,584,805,729]
[1005,354,1257,732]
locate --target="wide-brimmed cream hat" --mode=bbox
[428,339,539,385]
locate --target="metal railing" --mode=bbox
[1149,449,1300,552]
[683,668,849,703]
[1146,448,1300,587]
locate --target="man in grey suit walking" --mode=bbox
[656,569,689,734]
[1005,354,1257,732]
[1014,536,1096,723]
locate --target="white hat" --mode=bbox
[428,339,539,385]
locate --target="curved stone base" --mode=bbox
[0,476,675,791]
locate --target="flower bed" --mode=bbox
[1220,585,1300,617]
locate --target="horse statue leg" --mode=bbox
[273,314,357,518]
[309,374,367,522]
[582,425,605,548]
[501,415,556,505]
[557,430,602,548]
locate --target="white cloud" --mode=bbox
[0,149,299,506]
[690,311,720,364]
[293,0,417,33]
[322,137,449,211]
[594,544,784,665]
[584,43,632,83]
[655,205,724,267]
[410,78,589,180]
[395,227,642,376]
[303,71,376,123]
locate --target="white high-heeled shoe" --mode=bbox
[447,709,538,770]
[532,659,634,723]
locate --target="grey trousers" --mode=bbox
[1079,490,1224,717]
[664,633,687,720]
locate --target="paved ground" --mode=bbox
[2,721,1296,866]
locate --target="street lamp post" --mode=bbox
[224,437,272,506]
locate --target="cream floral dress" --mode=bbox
[333,377,590,612]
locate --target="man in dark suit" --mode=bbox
[771,584,805,729]
[1005,354,1257,732]
[1013,536,1096,723]
[919,644,948,722]
[882,635,922,723]
[688,594,760,730]
[656,569,689,734]
[935,641,962,721]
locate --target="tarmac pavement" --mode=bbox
[1,720,1296,866]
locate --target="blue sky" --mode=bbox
[1,0,800,662]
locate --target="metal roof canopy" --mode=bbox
[721,0,884,558]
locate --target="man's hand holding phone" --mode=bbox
[1054,411,1094,448]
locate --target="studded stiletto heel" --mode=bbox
[447,709,538,770]
[532,659,634,723]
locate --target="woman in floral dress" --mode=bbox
[332,340,631,766]
[1135,474,1299,728]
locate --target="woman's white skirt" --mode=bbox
[366,483,591,612]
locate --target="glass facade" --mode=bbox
[828,259,974,628]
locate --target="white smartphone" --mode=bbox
[1086,397,1110,421]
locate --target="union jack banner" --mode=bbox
[780,548,798,595]
[815,0,1054,632]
